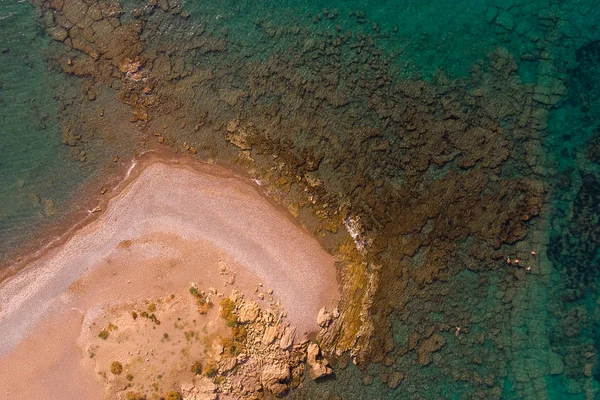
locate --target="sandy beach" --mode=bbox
[0,156,339,399]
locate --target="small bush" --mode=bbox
[191,360,203,375]
[203,360,218,377]
[219,298,238,327]
[222,337,244,357]
[164,391,183,400]
[231,324,247,341]
[163,333,169,340]
[110,361,123,375]
[107,323,118,331]
[98,329,109,340]
[148,303,156,313]
[126,373,134,381]
[131,311,138,320]
[189,286,201,298]
[125,392,146,400]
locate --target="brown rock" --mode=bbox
[317,307,332,327]
[260,364,291,397]
[262,325,278,345]
[238,301,259,323]
[279,326,296,350]
[307,343,332,380]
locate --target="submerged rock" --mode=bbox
[417,333,446,366]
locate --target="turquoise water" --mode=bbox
[0,0,91,261]
[2,0,600,398]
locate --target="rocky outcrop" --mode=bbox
[260,363,291,397]
[307,343,332,380]
[180,379,217,400]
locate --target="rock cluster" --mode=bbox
[206,293,333,399]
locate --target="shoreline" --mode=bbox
[0,147,307,285]
[0,152,340,349]
[0,151,340,399]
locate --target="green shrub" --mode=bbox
[110,361,123,375]
[189,287,201,298]
[98,329,109,340]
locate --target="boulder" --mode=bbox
[260,364,291,397]
[262,325,278,345]
[317,307,332,327]
[279,326,296,350]
[307,343,332,380]
[238,301,260,323]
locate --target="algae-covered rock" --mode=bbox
[417,333,446,366]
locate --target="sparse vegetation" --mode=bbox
[110,361,123,375]
[107,323,118,331]
[131,311,138,320]
[98,329,109,340]
[149,313,160,325]
[137,310,161,325]
[163,391,183,400]
[189,286,213,314]
[163,332,169,339]
[213,375,226,385]
[126,373,134,381]
[191,360,203,375]
[148,303,156,313]
[184,330,196,341]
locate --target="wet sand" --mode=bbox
[0,156,339,399]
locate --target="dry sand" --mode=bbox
[0,157,339,399]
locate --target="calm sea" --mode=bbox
[1,0,599,398]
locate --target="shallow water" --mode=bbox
[1,0,600,398]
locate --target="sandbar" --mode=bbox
[0,156,339,399]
